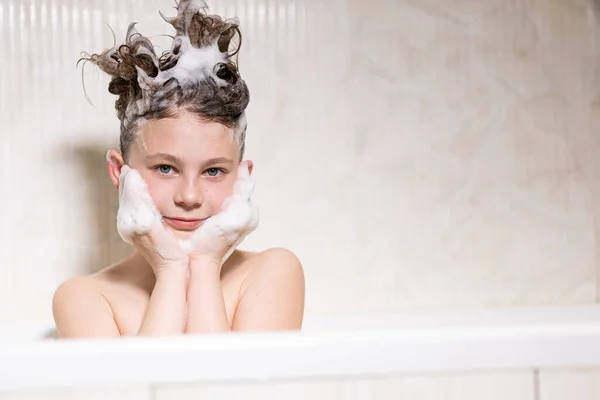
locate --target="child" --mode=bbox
[52,0,305,338]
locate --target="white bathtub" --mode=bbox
[1,305,600,393]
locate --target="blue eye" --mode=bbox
[157,165,174,174]
[206,168,221,177]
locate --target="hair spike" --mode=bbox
[79,0,249,160]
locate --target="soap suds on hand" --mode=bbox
[116,163,259,265]
[186,163,259,262]
[116,165,163,245]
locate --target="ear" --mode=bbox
[244,160,254,176]
[106,149,125,189]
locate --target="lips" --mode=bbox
[163,217,207,231]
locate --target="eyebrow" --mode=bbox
[145,153,184,165]
[145,153,234,168]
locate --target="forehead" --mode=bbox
[135,113,237,157]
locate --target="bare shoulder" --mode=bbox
[53,264,126,306]
[51,257,148,338]
[52,275,121,338]
[229,248,305,331]
[238,247,305,291]
[52,275,106,307]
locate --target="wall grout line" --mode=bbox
[149,384,158,400]
[533,369,540,400]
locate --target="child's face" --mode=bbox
[114,110,248,240]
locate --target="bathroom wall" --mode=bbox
[1,0,599,398]
[0,0,598,334]
[3,368,600,400]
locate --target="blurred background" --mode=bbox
[0,0,598,334]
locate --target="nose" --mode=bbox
[174,177,203,210]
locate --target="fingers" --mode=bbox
[117,165,132,189]
[187,199,259,262]
[117,166,130,200]
[237,161,250,179]
[116,165,163,245]
[233,161,255,200]
[151,223,185,260]
[132,222,184,260]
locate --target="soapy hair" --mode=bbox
[79,0,249,160]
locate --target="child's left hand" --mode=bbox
[182,161,259,266]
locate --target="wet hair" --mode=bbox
[79,0,249,161]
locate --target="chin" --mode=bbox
[168,228,196,241]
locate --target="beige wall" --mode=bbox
[2,0,600,398]
[1,0,598,330]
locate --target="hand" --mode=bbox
[132,223,189,276]
[117,166,189,275]
[185,161,259,266]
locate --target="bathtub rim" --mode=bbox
[2,305,600,392]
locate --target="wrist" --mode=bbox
[189,255,221,272]
[154,263,188,281]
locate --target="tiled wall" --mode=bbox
[2,0,597,330]
[5,369,600,400]
[1,0,600,395]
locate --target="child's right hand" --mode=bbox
[131,224,189,276]
[117,166,189,276]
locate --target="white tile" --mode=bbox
[0,386,151,400]
[154,372,534,400]
[539,369,600,400]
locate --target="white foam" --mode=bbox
[118,5,248,157]
[116,165,162,245]
[134,36,227,103]
[116,163,259,265]
[185,162,259,263]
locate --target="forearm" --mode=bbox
[185,257,230,333]
[137,265,188,336]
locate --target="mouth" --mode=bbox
[162,217,207,231]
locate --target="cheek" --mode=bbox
[205,176,237,211]
[141,174,171,212]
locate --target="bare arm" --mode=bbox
[185,249,305,333]
[137,264,188,336]
[53,263,188,338]
[232,248,305,331]
[185,257,230,333]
